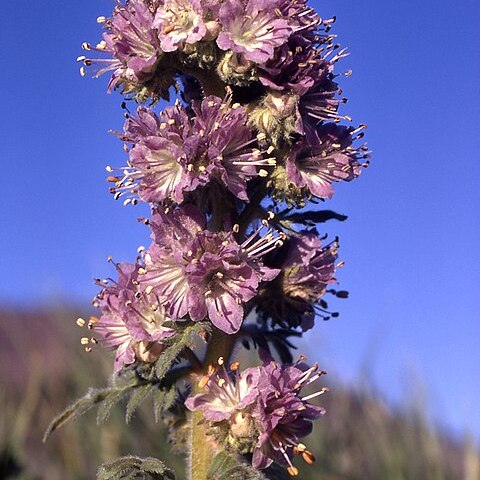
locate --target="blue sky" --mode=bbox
[1,0,479,440]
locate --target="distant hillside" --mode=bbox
[0,308,478,479]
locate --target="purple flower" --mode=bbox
[130,137,189,204]
[121,107,164,143]
[256,37,347,142]
[78,0,162,93]
[285,124,367,199]
[258,36,319,96]
[138,206,280,334]
[140,204,206,320]
[187,95,275,200]
[257,233,338,331]
[92,262,175,371]
[217,0,292,63]
[185,358,326,475]
[185,359,261,422]
[297,46,350,142]
[252,361,326,472]
[275,0,322,37]
[185,232,265,333]
[154,0,207,52]
[109,95,275,205]
[298,76,341,142]
[201,0,221,17]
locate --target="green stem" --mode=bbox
[190,67,228,98]
[183,64,242,475]
[189,410,216,480]
[168,54,228,98]
[188,329,236,480]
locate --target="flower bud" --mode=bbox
[229,411,257,440]
[248,91,300,146]
[217,52,258,86]
[203,20,221,41]
[133,340,163,363]
[268,165,306,207]
[257,233,339,330]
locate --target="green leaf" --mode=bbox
[277,210,348,232]
[207,452,267,480]
[153,386,177,423]
[155,322,210,380]
[45,323,206,442]
[97,455,175,480]
[43,387,122,442]
[44,376,144,441]
[96,388,131,425]
[125,383,154,423]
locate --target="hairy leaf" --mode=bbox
[285,209,347,223]
[45,323,206,442]
[155,322,210,380]
[44,371,149,441]
[126,383,154,423]
[97,456,175,480]
[153,386,177,423]
[207,452,267,480]
[43,386,130,442]
[97,387,132,425]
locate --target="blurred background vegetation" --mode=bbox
[1,307,478,480]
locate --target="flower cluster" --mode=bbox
[108,94,275,206]
[77,1,166,101]
[75,0,369,476]
[78,0,370,200]
[78,0,323,89]
[257,232,339,331]
[138,205,282,333]
[186,357,327,475]
[89,262,175,371]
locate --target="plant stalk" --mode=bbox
[188,329,236,480]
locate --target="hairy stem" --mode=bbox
[190,67,228,98]
[189,409,216,480]
[168,54,228,98]
[188,329,236,480]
